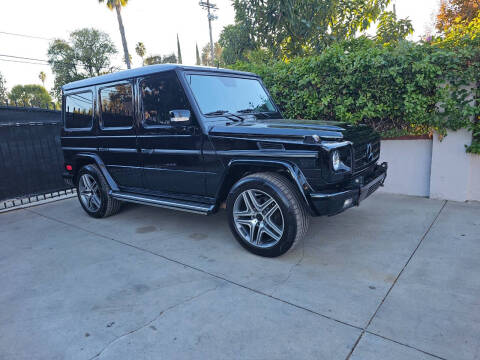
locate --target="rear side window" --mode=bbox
[100,83,134,129]
[64,91,93,129]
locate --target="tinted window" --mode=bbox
[141,72,190,127]
[100,83,134,128]
[64,92,93,129]
[187,75,276,114]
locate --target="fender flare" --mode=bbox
[223,158,313,209]
[73,153,119,191]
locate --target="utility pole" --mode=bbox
[199,0,218,66]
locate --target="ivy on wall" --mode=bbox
[231,37,480,153]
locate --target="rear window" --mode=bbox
[64,91,93,130]
[100,83,134,129]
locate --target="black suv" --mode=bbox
[61,65,387,257]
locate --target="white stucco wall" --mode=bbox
[430,130,475,202]
[378,139,432,197]
[468,154,480,201]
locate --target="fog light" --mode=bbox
[343,198,353,208]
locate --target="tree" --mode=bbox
[436,0,480,32]
[375,11,414,44]
[144,53,177,65]
[135,42,146,65]
[8,85,52,107]
[47,28,117,100]
[201,42,222,66]
[99,0,131,69]
[196,43,201,65]
[0,72,7,104]
[231,0,391,58]
[177,34,183,64]
[219,23,255,65]
[38,71,47,87]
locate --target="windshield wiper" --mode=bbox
[204,110,244,122]
[236,108,271,119]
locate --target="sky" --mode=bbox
[0,0,440,94]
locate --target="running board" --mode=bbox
[110,191,215,215]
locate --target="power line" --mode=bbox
[0,58,49,66]
[0,31,54,41]
[0,54,49,63]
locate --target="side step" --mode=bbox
[110,191,215,215]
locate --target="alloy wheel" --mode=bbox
[233,189,284,248]
[79,174,102,212]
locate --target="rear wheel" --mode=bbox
[76,164,121,218]
[227,172,310,257]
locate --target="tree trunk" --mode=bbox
[115,3,131,69]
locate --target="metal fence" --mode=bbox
[0,106,72,203]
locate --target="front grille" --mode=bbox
[353,139,380,172]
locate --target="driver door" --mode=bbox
[136,71,205,197]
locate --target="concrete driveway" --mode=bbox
[1,193,479,360]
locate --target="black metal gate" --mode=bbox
[0,106,71,201]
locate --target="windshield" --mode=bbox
[186,74,277,115]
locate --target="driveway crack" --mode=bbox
[271,241,305,296]
[88,284,220,360]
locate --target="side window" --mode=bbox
[141,72,190,127]
[64,91,93,129]
[100,83,134,129]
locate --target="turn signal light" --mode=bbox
[66,164,73,171]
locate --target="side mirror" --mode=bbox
[169,109,191,125]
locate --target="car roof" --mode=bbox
[62,64,258,91]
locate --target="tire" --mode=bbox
[226,172,310,257]
[76,164,122,218]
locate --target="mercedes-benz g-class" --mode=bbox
[61,65,387,257]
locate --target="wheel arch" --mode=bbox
[216,159,312,210]
[72,153,119,191]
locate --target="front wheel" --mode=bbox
[226,172,310,257]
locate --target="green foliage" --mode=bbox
[196,43,201,66]
[230,38,480,153]
[47,28,117,100]
[144,53,177,65]
[231,0,391,58]
[135,42,146,65]
[177,34,183,64]
[201,42,222,66]
[8,84,52,107]
[375,11,414,44]
[0,72,7,104]
[219,23,255,65]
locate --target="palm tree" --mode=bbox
[135,42,146,66]
[38,71,46,87]
[99,0,131,69]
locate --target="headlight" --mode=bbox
[332,150,341,171]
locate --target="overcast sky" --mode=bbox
[1,0,440,93]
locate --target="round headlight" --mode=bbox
[332,150,341,171]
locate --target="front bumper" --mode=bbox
[308,162,388,216]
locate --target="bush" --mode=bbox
[231,37,480,153]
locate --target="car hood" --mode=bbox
[208,118,376,142]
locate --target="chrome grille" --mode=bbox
[353,139,380,171]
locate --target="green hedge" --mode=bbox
[231,38,480,153]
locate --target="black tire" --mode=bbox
[76,164,122,218]
[226,172,310,257]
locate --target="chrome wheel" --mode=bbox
[79,174,101,212]
[233,189,284,248]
